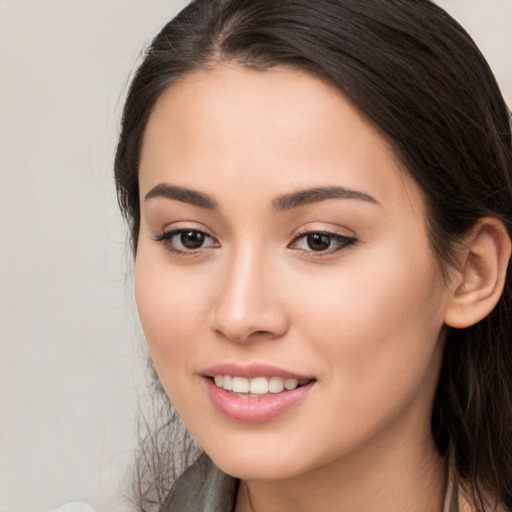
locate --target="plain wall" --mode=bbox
[0,1,510,511]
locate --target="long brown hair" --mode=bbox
[115,1,512,510]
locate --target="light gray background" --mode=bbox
[0,1,510,511]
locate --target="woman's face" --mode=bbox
[136,64,452,481]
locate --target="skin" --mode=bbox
[135,64,454,511]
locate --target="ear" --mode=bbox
[444,217,511,329]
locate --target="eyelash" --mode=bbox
[290,229,357,257]
[153,228,357,258]
[152,229,218,257]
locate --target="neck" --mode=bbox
[235,428,446,512]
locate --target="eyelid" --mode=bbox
[151,222,357,258]
[293,224,355,237]
[152,224,220,256]
[288,226,358,257]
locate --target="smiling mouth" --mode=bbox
[211,375,313,396]
[203,370,316,422]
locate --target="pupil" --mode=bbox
[180,231,205,249]
[307,233,331,251]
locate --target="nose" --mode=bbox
[211,246,289,344]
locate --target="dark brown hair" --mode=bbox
[115,0,512,510]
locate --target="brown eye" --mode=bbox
[290,230,357,256]
[180,230,207,249]
[306,233,332,251]
[153,228,218,255]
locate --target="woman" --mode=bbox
[114,0,512,510]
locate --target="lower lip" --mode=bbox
[203,377,314,423]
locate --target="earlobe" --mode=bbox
[444,218,511,329]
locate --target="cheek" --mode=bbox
[281,250,447,457]
[134,258,214,424]
[291,240,446,390]
[134,251,205,374]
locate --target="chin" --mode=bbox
[210,452,304,481]
[195,428,329,482]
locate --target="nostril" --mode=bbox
[248,330,275,339]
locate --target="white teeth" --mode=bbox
[268,376,285,393]
[284,378,299,390]
[232,376,249,393]
[222,375,233,391]
[213,375,307,394]
[249,377,269,394]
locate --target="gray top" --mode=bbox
[163,452,238,512]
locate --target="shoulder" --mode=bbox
[163,451,238,512]
[47,502,97,512]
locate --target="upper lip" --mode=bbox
[201,363,315,380]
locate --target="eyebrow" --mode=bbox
[272,186,379,211]
[144,183,379,211]
[145,183,218,209]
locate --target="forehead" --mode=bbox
[139,63,423,217]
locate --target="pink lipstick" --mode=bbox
[201,364,315,423]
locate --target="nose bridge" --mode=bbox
[212,240,287,343]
